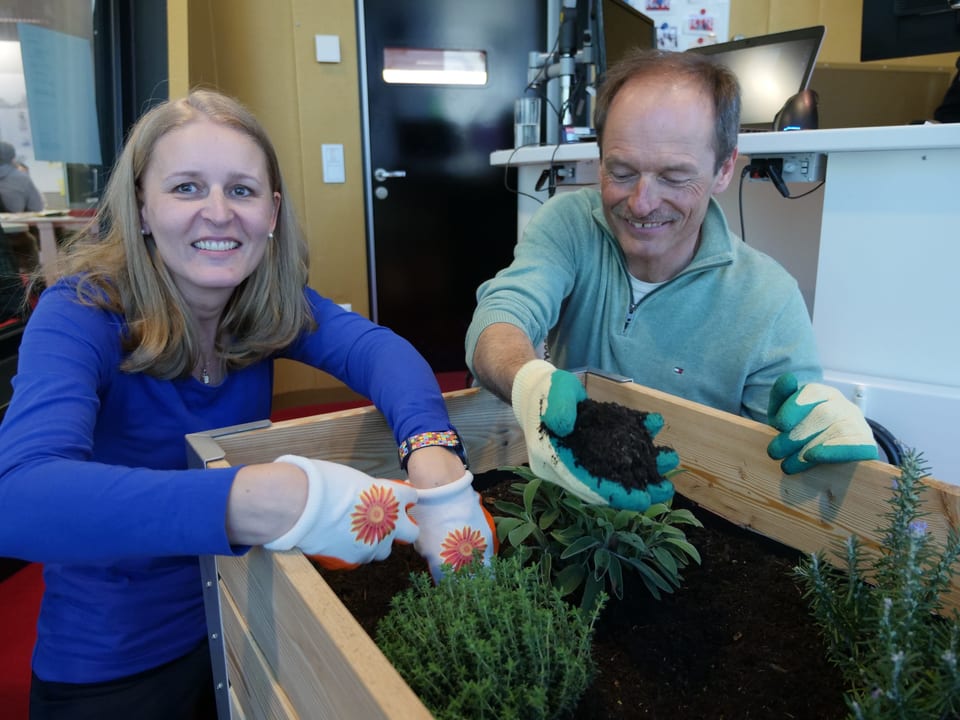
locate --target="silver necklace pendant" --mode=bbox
[201,366,210,385]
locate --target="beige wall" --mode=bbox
[166,0,958,407]
[729,0,957,68]
[167,0,370,408]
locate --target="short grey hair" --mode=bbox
[594,48,741,173]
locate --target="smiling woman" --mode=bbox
[53,90,310,384]
[137,115,281,378]
[0,89,491,720]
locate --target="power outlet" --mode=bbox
[752,153,827,183]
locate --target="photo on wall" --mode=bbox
[623,0,729,50]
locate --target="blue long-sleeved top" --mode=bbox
[466,188,821,421]
[0,281,455,683]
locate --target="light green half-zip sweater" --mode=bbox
[466,187,821,422]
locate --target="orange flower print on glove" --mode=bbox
[440,526,490,572]
[413,472,497,582]
[264,455,419,571]
[351,484,402,545]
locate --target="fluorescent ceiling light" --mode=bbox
[382,48,487,86]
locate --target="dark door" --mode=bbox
[359,0,545,372]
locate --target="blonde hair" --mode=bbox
[56,89,315,379]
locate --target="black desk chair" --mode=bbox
[0,222,28,422]
[0,316,24,422]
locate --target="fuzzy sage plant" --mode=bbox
[794,450,960,719]
[375,554,604,720]
[493,465,701,613]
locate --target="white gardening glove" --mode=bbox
[411,471,497,582]
[511,359,676,511]
[265,454,419,570]
[767,373,878,474]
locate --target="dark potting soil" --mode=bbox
[548,399,674,492]
[318,472,849,720]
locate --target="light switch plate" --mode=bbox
[315,35,341,63]
[322,144,345,183]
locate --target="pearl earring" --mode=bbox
[268,232,274,240]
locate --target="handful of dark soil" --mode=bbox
[545,399,673,491]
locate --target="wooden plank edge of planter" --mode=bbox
[216,540,431,719]
[210,387,527,479]
[583,373,960,611]
[218,565,298,719]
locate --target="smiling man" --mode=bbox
[466,49,876,505]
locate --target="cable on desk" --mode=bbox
[867,417,903,467]
[738,161,826,243]
[501,146,546,207]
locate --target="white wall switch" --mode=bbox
[315,35,341,63]
[322,144,345,183]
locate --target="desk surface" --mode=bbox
[491,122,960,166]
[0,211,90,225]
[0,212,93,287]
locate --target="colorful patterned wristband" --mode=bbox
[398,430,467,470]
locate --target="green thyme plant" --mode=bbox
[493,465,701,613]
[794,450,960,720]
[375,554,604,720]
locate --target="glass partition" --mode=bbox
[0,0,167,211]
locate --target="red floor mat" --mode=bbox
[0,563,43,719]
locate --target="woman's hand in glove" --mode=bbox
[412,471,497,582]
[264,454,419,570]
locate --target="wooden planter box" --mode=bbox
[186,371,958,720]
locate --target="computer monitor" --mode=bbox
[687,26,826,131]
[564,0,655,133]
[595,0,656,76]
[861,0,960,61]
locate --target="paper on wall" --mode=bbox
[626,0,730,52]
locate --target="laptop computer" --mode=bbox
[686,26,826,132]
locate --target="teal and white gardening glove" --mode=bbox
[265,454,419,570]
[511,359,678,511]
[766,373,878,474]
[411,470,497,582]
